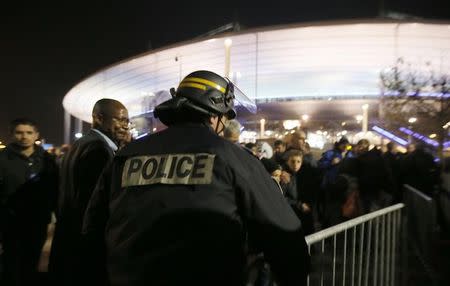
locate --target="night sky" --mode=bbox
[1,1,449,145]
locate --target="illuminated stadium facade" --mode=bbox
[62,19,450,142]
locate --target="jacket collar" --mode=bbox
[6,143,45,159]
[91,129,118,152]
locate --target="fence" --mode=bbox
[403,184,439,284]
[305,203,404,286]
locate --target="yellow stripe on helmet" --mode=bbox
[178,82,207,91]
[181,77,226,93]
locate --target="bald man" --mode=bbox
[49,99,129,286]
[223,119,241,143]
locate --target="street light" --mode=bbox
[362,104,369,133]
[407,117,417,143]
[260,118,266,138]
[283,120,300,130]
[224,38,232,78]
[224,38,232,47]
[408,117,417,124]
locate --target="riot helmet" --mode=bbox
[155,70,256,126]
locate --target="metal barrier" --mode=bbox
[437,190,450,237]
[305,203,404,286]
[403,184,439,284]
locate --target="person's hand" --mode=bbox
[280,171,291,184]
[119,131,133,149]
[301,203,311,213]
[331,157,341,165]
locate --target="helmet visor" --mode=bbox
[227,79,257,114]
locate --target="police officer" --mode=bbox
[83,70,310,286]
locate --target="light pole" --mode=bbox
[408,117,417,143]
[301,114,309,124]
[301,114,309,134]
[355,115,363,132]
[64,109,71,144]
[260,118,266,139]
[224,39,232,78]
[362,104,369,133]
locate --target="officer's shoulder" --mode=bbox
[240,145,259,158]
[219,138,260,162]
[116,132,160,157]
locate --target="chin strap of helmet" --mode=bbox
[214,114,225,135]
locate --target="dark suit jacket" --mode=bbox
[49,129,115,285]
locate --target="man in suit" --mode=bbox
[49,98,129,286]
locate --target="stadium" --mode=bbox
[62,19,450,145]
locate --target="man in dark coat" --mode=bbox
[383,142,402,202]
[352,139,394,213]
[272,139,287,166]
[401,143,439,196]
[0,118,58,286]
[49,98,129,285]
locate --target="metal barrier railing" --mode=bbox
[305,203,404,286]
[403,185,437,261]
[403,184,439,284]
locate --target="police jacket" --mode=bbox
[83,123,310,286]
[0,144,58,228]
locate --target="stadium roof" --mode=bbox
[63,19,450,123]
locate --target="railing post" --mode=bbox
[374,216,379,286]
[381,215,386,285]
[343,229,347,286]
[307,244,311,286]
[352,226,356,286]
[333,234,337,286]
[358,223,365,286]
[391,210,397,286]
[364,220,372,286]
[321,239,325,286]
[401,206,407,286]
[386,212,391,286]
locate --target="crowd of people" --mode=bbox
[1,99,132,285]
[228,127,442,233]
[0,69,445,286]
